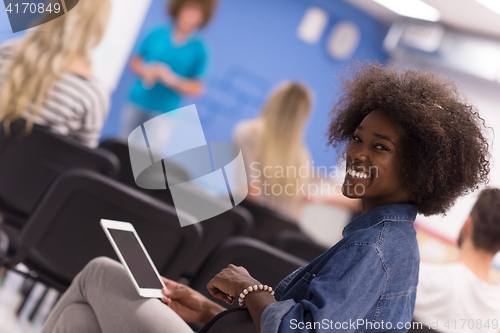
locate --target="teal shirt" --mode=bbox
[129,25,208,113]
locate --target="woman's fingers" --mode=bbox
[206,277,219,296]
[207,266,257,301]
[162,277,183,290]
[207,277,234,304]
[161,296,173,308]
[163,285,191,300]
[161,277,191,300]
[209,289,233,304]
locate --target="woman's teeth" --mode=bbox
[347,167,369,179]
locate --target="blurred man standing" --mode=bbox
[414,188,500,333]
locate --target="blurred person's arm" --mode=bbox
[72,77,110,148]
[233,121,261,200]
[160,41,207,97]
[171,78,204,96]
[130,56,204,96]
[130,56,147,77]
[129,56,159,87]
[158,68,204,96]
[130,28,164,86]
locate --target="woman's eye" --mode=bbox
[352,135,361,142]
[375,144,389,151]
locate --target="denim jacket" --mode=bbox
[261,203,419,333]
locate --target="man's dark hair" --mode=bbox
[470,188,500,253]
[168,0,218,27]
[328,62,490,216]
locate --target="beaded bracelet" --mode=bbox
[238,284,274,308]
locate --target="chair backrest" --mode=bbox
[198,308,257,333]
[152,184,255,279]
[239,200,301,243]
[189,236,308,307]
[0,123,120,219]
[10,169,202,291]
[185,207,254,279]
[270,230,328,262]
[99,138,190,189]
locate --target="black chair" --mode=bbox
[270,230,328,262]
[198,308,257,333]
[152,183,254,279]
[189,236,308,308]
[0,122,120,229]
[239,200,301,243]
[5,169,203,291]
[99,138,189,190]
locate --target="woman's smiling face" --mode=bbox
[342,109,410,213]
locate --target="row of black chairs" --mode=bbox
[0,120,119,230]
[0,123,319,317]
[99,138,329,267]
[4,167,311,293]
[0,123,316,270]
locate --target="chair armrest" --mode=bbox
[198,308,257,333]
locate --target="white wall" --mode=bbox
[91,0,153,91]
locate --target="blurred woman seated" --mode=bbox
[233,82,312,219]
[233,82,359,220]
[0,0,111,148]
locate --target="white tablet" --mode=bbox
[100,219,166,298]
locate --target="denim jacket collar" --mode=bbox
[342,203,417,238]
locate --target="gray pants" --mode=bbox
[41,257,194,333]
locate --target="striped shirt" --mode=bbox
[0,40,110,148]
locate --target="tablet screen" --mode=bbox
[108,229,164,289]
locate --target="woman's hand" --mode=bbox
[161,277,225,324]
[156,64,180,88]
[130,57,161,87]
[206,264,261,304]
[140,63,167,87]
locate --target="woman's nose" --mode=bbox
[350,145,367,162]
